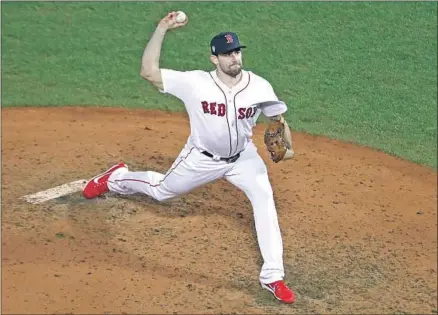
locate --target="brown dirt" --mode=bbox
[2,106,437,314]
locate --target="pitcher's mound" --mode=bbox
[2,107,436,314]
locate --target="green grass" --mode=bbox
[1,2,437,168]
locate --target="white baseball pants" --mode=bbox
[108,141,285,284]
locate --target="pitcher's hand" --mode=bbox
[158,11,188,31]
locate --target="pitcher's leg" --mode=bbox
[108,146,227,202]
[225,144,284,284]
[108,169,175,201]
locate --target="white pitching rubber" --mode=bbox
[20,179,87,204]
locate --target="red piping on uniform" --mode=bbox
[112,147,195,187]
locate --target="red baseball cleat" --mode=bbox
[261,280,296,304]
[82,162,128,199]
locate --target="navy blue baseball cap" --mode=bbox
[210,32,246,55]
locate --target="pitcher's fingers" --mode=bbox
[164,12,173,20]
[178,16,188,25]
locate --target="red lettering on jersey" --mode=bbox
[218,103,226,116]
[237,107,258,119]
[210,102,217,115]
[238,108,246,119]
[245,107,253,118]
[202,101,210,113]
[201,101,228,117]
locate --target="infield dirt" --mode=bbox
[2,107,437,314]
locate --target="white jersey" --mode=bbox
[106,69,287,287]
[160,69,288,158]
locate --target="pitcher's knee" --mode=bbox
[248,187,274,204]
[149,186,177,202]
[255,182,274,198]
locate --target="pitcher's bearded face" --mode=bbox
[216,49,242,77]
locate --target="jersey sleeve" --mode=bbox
[259,100,288,117]
[160,69,193,101]
[258,81,288,117]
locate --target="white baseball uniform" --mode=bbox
[108,69,288,284]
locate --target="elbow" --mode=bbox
[140,67,151,80]
[140,64,158,80]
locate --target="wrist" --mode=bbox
[156,24,169,33]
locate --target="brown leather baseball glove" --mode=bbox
[264,120,289,163]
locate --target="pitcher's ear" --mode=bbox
[210,55,218,65]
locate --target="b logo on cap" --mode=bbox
[225,34,233,44]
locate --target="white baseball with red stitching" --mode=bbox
[175,11,187,23]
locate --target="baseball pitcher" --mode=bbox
[83,11,296,304]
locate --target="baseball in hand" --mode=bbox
[175,11,187,23]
